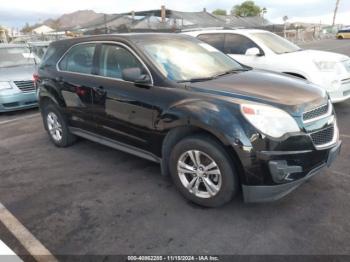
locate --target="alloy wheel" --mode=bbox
[177,150,222,199]
[47,112,63,142]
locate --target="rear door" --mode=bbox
[56,43,99,132]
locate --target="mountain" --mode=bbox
[44,10,105,30]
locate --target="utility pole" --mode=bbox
[104,14,108,34]
[332,0,340,26]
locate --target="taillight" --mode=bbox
[33,73,40,83]
[33,73,40,89]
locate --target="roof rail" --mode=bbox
[180,26,246,32]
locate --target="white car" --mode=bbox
[184,29,350,103]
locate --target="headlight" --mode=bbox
[314,60,337,72]
[241,103,300,138]
[0,82,12,90]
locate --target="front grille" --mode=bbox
[341,78,350,85]
[310,125,334,146]
[14,81,35,92]
[3,102,19,108]
[303,103,329,122]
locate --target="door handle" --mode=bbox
[55,76,64,83]
[93,86,106,95]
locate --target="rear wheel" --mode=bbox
[42,103,76,147]
[169,135,238,207]
[337,35,344,40]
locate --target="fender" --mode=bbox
[38,79,65,108]
[156,98,254,177]
[157,98,252,148]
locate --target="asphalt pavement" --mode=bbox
[0,38,349,259]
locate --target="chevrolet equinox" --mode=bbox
[37,34,341,207]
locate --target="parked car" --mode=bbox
[37,34,341,207]
[336,28,350,39]
[0,44,38,112]
[184,29,350,103]
[28,41,50,61]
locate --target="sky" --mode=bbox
[0,0,349,28]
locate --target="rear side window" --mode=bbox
[58,44,96,74]
[197,34,225,52]
[98,44,145,79]
[224,34,259,55]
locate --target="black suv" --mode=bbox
[37,34,341,207]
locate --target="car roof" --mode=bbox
[0,43,28,48]
[27,41,51,46]
[52,33,195,46]
[184,29,270,36]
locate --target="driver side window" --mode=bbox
[224,34,260,55]
[98,44,145,79]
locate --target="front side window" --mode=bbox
[0,47,36,68]
[136,37,243,82]
[98,44,145,79]
[224,34,260,55]
[251,32,301,54]
[197,34,225,52]
[59,44,96,74]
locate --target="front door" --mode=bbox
[91,43,156,151]
[224,33,267,69]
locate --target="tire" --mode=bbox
[169,135,238,207]
[337,36,343,40]
[42,103,77,147]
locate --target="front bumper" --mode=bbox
[242,141,342,202]
[328,86,350,103]
[316,73,350,103]
[0,92,38,112]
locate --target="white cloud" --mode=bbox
[271,11,350,25]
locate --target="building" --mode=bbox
[32,25,54,35]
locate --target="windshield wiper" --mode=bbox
[177,68,250,83]
[213,68,249,78]
[280,49,303,54]
[177,76,215,83]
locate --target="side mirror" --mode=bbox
[245,47,261,56]
[122,67,151,85]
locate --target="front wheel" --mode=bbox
[169,135,239,207]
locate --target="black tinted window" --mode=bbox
[98,44,144,79]
[224,34,259,54]
[197,34,225,52]
[59,44,96,74]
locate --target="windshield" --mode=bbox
[137,37,244,82]
[0,47,36,68]
[252,32,301,54]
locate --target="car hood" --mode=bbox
[188,70,328,116]
[0,64,36,81]
[281,49,349,63]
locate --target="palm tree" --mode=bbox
[332,0,340,26]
